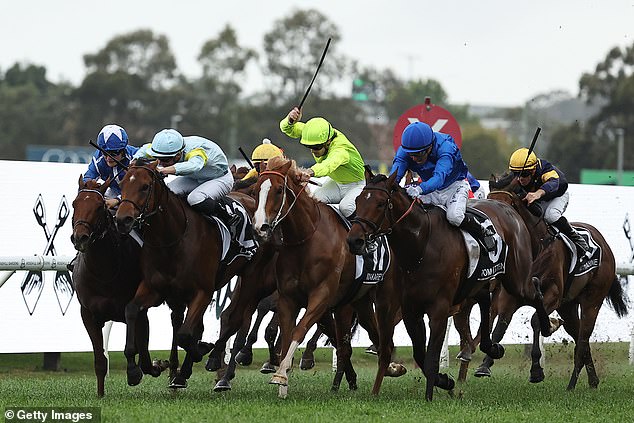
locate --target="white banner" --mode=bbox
[0,160,632,353]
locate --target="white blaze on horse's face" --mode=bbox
[364,192,372,200]
[254,179,272,236]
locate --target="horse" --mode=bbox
[70,177,168,396]
[250,157,404,398]
[347,168,552,401]
[114,161,255,388]
[476,172,630,388]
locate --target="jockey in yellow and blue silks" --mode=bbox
[509,147,591,259]
[280,107,365,218]
[241,139,285,181]
[391,121,496,251]
[133,129,237,227]
[84,124,139,208]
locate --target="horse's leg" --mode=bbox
[236,304,269,366]
[168,306,184,383]
[169,321,204,389]
[124,282,161,386]
[424,309,454,402]
[261,312,280,373]
[453,303,475,383]
[135,310,164,378]
[178,290,213,363]
[401,305,428,397]
[528,312,546,383]
[300,326,322,371]
[270,295,301,390]
[214,318,250,392]
[372,274,403,395]
[331,307,357,392]
[567,300,600,390]
[475,287,505,360]
[79,306,107,397]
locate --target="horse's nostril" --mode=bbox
[260,223,270,233]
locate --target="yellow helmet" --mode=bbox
[509,148,538,171]
[251,139,283,162]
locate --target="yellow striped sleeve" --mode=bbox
[541,170,559,182]
[185,148,208,165]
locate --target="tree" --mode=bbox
[460,123,514,179]
[262,9,348,104]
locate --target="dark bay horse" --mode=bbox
[71,178,167,396]
[115,161,254,388]
[347,169,552,401]
[251,157,403,398]
[480,172,629,389]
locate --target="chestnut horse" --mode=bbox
[115,161,255,388]
[71,178,168,396]
[347,169,551,401]
[477,172,629,388]
[251,157,403,398]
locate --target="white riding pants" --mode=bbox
[541,191,569,224]
[418,179,470,226]
[167,171,234,206]
[311,177,365,217]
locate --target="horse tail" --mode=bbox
[605,275,629,318]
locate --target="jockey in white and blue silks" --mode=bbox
[84,124,139,208]
[133,129,237,225]
[390,121,496,252]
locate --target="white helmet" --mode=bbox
[150,129,185,158]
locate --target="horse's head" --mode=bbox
[71,176,111,252]
[347,166,404,254]
[230,164,251,182]
[251,156,303,241]
[115,161,163,234]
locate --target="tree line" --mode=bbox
[0,8,631,182]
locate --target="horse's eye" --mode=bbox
[276,186,283,194]
[141,184,150,192]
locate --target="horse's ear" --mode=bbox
[387,170,399,190]
[230,164,236,173]
[100,177,112,195]
[364,165,375,183]
[149,160,159,169]
[78,174,85,189]
[280,160,292,174]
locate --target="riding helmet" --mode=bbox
[97,124,129,151]
[150,129,185,158]
[400,122,434,153]
[300,117,333,146]
[251,139,283,162]
[509,148,538,171]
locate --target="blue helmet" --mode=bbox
[401,122,434,153]
[150,129,185,158]
[97,124,129,151]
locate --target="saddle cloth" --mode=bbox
[452,206,508,281]
[557,226,601,276]
[328,205,391,285]
[212,197,258,266]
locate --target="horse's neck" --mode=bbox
[390,202,436,262]
[516,203,551,254]
[143,189,189,244]
[279,194,320,245]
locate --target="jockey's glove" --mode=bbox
[406,185,423,198]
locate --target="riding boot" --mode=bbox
[552,216,591,258]
[192,198,240,239]
[459,215,497,252]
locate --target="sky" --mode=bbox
[2,0,633,107]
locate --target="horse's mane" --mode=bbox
[369,174,388,184]
[233,177,257,192]
[489,171,517,191]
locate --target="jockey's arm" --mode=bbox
[420,153,453,194]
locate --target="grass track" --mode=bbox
[1,343,633,422]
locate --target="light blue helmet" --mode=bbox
[150,129,185,158]
[401,122,434,153]
[97,124,128,151]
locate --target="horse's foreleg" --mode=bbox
[269,295,301,390]
[261,313,279,373]
[135,310,163,378]
[168,306,184,381]
[453,304,475,383]
[425,313,454,401]
[372,279,401,395]
[178,290,213,363]
[300,326,322,371]
[236,306,268,366]
[528,313,545,383]
[80,307,107,397]
[332,307,357,392]
[213,321,250,392]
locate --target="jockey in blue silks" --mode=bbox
[84,124,138,209]
[390,121,496,251]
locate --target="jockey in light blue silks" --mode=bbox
[133,128,238,228]
[84,124,139,208]
[390,121,496,252]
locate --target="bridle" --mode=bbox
[72,188,109,245]
[353,184,422,242]
[258,170,319,245]
[119,165,188,248]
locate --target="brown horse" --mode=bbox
[478,172,629,388]
[251,157,403,398]
[71,177,168,396]
[114,161,255,388]
[347,169,552,401]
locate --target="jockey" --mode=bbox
[84,124,138,208]
[467,171,485,200]
[241,138,284,181]
[280,107,365,218]
[133,128,239,232]
[391,121,496,252]
[509,147,591,259]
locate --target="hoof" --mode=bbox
[260,362,276,374]
[270,373,288,386]
[168,375,188,389]
[474,366,492,378]
[456,350,472,362]
[197,341,214,356]
[299,357,315,370]
[437,373,455,391]
[127,366,143,386]
[235,350,253,366]
[365,344,378,355]
[529,368,545,383]
[348,381,358,391]
[213,379,232,392]
[205,355,222,372]
[386,362,407,377]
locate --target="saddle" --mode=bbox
[552,226,601,276]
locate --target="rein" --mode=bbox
[120,165,189,248]
[354,185,420,241]
[259,170,319,246]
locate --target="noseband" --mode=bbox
[119,165,167,227]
